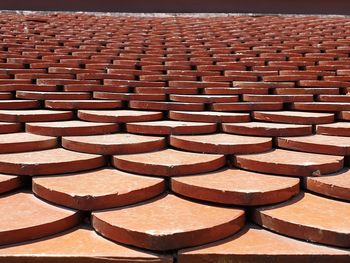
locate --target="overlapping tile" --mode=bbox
[0,174,22,193]
[171,169,299,205]
[33,168,165,210]
[45,100,122,110]
[253,192,350,247]
[126,120,216,135]
[0,227,172,262]
[0,11,349,262]
[253,111,334,124]
[169,110,250,123]
[277,134,350,155]
[0,110,73,122]
[26,120,119,136]
[78,109,163,123]
[92,194,245,250]
[223,122,312,137]
[305,168,350,201]
[0,148,105,175]
[235,149,344,176]
[170,133,272,154]
[0,132,57,153]
[178,224,350,263]
[0,122,22,134]
[113,149,225,176]
[62,133,165,154]
[0,192,81,245]
[316,122,350,136]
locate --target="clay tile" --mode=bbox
[33,168,165,210]
[178,224,350,263]
[0,227,172,262]
[0,191,81,245]
[253,192,350,247]
[171,168,299,206]
[113,149,225,176]
[92,194,245,250]
[234,149,344,177]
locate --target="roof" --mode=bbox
[0,11,349,262]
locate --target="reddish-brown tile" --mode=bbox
[0,122,22,134]
[204,87,269,95]
[171,168,299,206]
[170,133,272,154]
[16,91,91,100]
[0,227,172,263]
[0,174,22,193]
[253,192,350,247]
[316,122,350,136]
[129,100,204,111]
[318,95,350,103]
[277,134,350,155]
[33,168,165,210]
[339,111,350,120]
[305,168,350,201]
[26,120,119,136]
[93,91,166,101]
[223,122,312,137]
[178,224,350,263]
[2,12,350,260]
[274,87,340,95]
[292,102,350,111]
[113,149,225,176]
[234,149,344,177]
[0,92,13,100]
[126,120,217,135]
[62,133,165,154]
[169,111,250,123]
[0,192,81,245]
[243,94,314,102]
[45,100,122,110]
[78,109,163,123]
[0,132,57,153]
[212,102,283,111]
[253,111,334,124]
[92,194,245,250]
[0,110,73,122]
[170,94,239,103]
[0,148,105,175]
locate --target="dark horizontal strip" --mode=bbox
[0,0,350,14]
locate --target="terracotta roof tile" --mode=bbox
[223,122,312,137]
[113,149,225,176]
[170,133,272,154]
[62,133,165,154]
[92,194,245,250]
[33,168,165,210]
[0,132,57,153]
[126,120,217,135]
[316,122,350,136]
[0,191,81,245]
[171,168,299,205]
[253,192,350,247]
[0,11,349,261]
[305,168,350,201]
[0,174,22,193]
[178,224,350,262]
[0,109,73,122]
[26,120,119,136]
[277,134,350,155]
[235,149,344,176]
[0,148,105,175]
[0,226,172,262]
